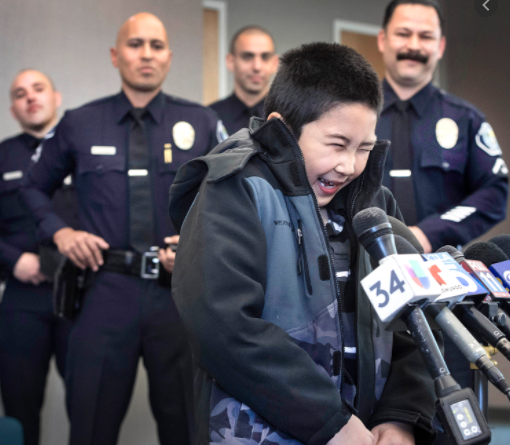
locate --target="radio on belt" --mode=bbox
[141,244,178,280]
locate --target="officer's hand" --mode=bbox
[372,422,415,445]
[53,227,110,272]
[408,226,432,254]
[13,252,48,285]
[158,235,179,273]
[327,415,375,445]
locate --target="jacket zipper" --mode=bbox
[284,126,348,402]
[347,170,367,413]
[297,220,313,295]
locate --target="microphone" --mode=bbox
[354,209,491,444]
[397,238,510,400]
[436,245,510,362]
[489,234,510,258]
[353,207,397,262]
[464,242,510,338]
[353,209,441,322]
[388,216,424,254]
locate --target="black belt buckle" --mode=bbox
[141,247,160,279]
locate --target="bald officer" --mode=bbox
[210,25,278,135]
[376,0,508,253]
[22,13,223,445]
[0,69,73,445]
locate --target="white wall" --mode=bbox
[0,0,204,137]
[222,0,388,95]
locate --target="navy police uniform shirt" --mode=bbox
[0,132,79,272]
[22,91,224,249]
[377,80,509,250]
[0,133,42,272]
[210,93,264,136]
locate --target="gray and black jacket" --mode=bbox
[169,117,438,445]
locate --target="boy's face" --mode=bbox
[298,103,377,208]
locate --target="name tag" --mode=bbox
[389,169,412,177]
[128,169,148,176]
[3,170,23,181]
[91,146,116,155]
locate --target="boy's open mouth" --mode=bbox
[318,177,344,194]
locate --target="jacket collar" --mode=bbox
[250,117,390,220]
[115,89,165,125]
[382,79,436,118]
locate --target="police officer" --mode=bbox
[210,25,278,135]
[376,0,508,254]
[22,13,224,445]
[376,2,509,443]
[0,69,74,445]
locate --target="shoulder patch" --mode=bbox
[205,147,258,183]
[476,122,502,156]
[492,158,509,176]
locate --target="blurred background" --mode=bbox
[1,0,509,443]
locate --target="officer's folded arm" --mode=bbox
[53,227,109,272]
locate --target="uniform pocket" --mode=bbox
[78,154,125,175]
[420,145,466,175]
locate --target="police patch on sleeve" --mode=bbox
[216,120,228,143]
[172,121,195,150]
[436,118,459,149]
[493,158,509,176]
[476,122,502,156]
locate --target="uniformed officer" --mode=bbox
[376,3,509,443]
[376,0,508,254]
[22,13,224,445]
[0,69,74,445]
[210,25,279,135]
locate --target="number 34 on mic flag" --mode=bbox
[361,255,442,322]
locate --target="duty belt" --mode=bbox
[102,248,160,279]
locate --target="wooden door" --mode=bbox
[203,8,219,105]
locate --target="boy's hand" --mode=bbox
[327,415,375,445]
[371,422,415,445]
[158,235,179,273]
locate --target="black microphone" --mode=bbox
[388,216,424,254]
[354,210,458,394]
[437,245,510,362]
[396,237,510,400]
[464,242,510,339]
[352,207,397,262]
[354,209,491,444]
[489,234,510,258]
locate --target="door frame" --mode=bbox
[203,0,228,99]
[332,20,380,44]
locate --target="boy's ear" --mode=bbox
[267,112,282,121]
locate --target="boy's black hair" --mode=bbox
[264,42,382,140]
[382,0,445,33]
[229,25,275,55]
